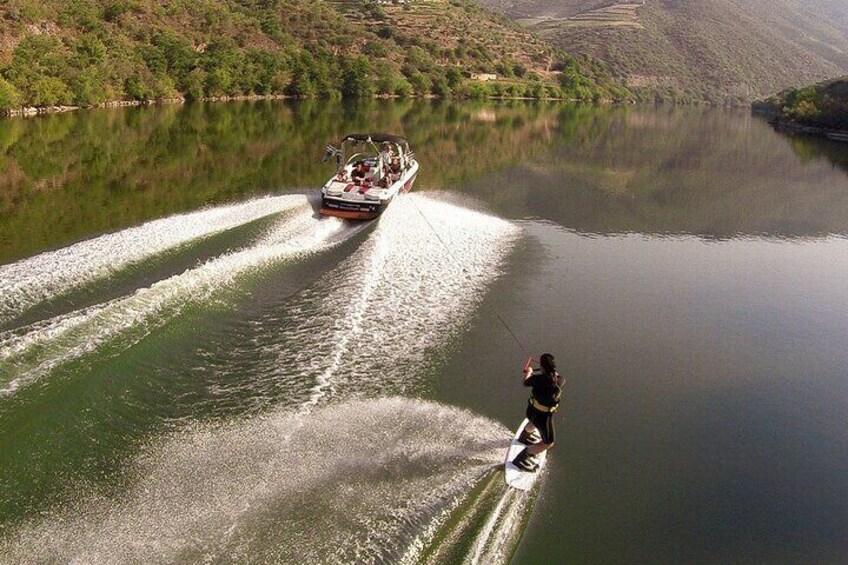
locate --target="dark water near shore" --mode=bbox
[1,100,847,563]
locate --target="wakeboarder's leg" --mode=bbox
[518,423,542,445]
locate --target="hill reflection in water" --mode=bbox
[463,105,848,238]
[3,100,848,266]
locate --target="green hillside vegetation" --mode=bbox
[754,78,848,133]
[478,0,848,105]
[0,0,629,112]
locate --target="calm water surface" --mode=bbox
[0,100,846,564]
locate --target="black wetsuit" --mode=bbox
[524,369,564,444]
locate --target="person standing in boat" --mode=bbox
[512,353,564,472]
[379,141,394,167]
[378,142,395,187]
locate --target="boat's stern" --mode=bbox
[320,177,387,220]
[320,198,384,220]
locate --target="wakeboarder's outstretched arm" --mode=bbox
[522,357,534,382]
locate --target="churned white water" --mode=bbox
[249,193,522,408]
[0,194,306,325]
[0,202,360,396]
[0,193,519,401]
[0,398,509,564]
[0,192,531,564]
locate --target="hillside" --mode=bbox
[753,77,848,140]
[0,0,629,112]
[478,0,848,104]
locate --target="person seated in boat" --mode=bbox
[351,161,369,184]
[378,156,402,188]
[390,156,402,175]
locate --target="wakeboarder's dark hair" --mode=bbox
[540,353,556,374]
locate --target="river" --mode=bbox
[1,100,846,564]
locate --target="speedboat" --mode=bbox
[320,133,419,220]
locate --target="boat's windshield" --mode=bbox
[345,152,376,166]
[344,140,398,153]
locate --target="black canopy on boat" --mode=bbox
[341,133,410,146]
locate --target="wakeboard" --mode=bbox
[504,418,547,491]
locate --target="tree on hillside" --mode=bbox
[0,77,23,110]
[6,35,73,106]
[341,57,375,98]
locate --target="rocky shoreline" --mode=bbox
[1,94,290,117]
[1,93,629,118]
[767,118,848,143]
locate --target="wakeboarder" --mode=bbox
[511,353,563,472]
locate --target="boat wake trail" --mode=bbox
[205,193,522,411]
[0,195,305,326]
[0,193,535,564]
[0,398,523,565]
[0,201,361,397]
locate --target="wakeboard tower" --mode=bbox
[505,418,548,491]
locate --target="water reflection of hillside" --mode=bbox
[467,106,848,238]
[0,100,560,264]
[3,102,848,264]
[784,135,848,176]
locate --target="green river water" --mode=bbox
[1,100,846,564]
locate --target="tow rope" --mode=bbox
[407,195,531,359]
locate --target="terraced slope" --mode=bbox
[528,2,642,31]
[479,0,848,104]
[483,0,611,19]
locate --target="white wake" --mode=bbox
[0,194,305,325]
[0,398,508,564]
[0,202,361,396]
[211,192,522,410]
